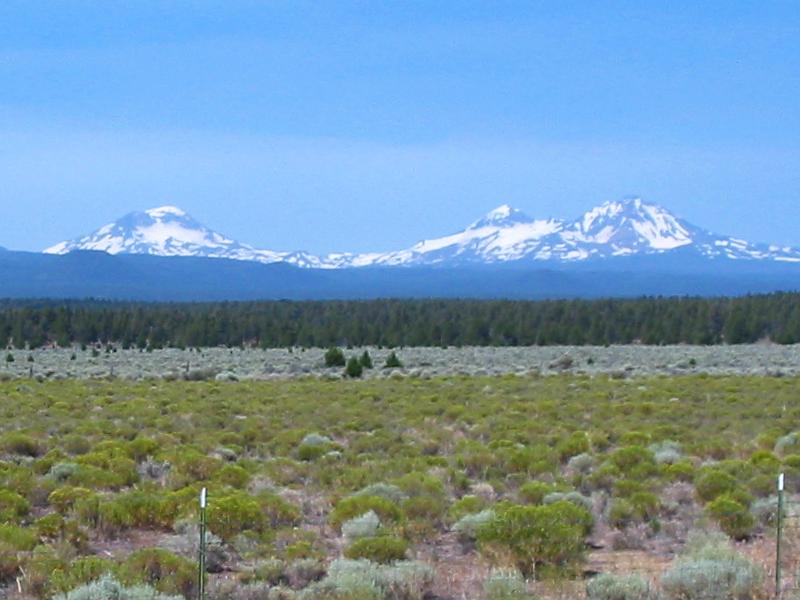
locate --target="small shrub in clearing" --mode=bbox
[286,558,326,589]
[556,431,590,462]
[48,462,80,482]
[518,481,561,505]
[751,495,781,528]
[660,533,763,600]
[566,453,595,475]
[586,573,658,600]
[452,509,495,542]
[705,495,754,540]
[649,440,682,465]
[775,432,800,456]
[300,433,333,446]
[448,495,490,522]
[353,483,407,504]
[484,568,536,600]
[330,495,403,531]
[52,574,183,600]
[344,536,408,564]
[342,510,381,540]
[301,559,432,600]
[542,491,593,513]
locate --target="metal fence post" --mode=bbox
[777,473,785,598]
[199,487,207,600]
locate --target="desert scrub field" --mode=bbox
[3,344,800,382]
[0,374,798,599]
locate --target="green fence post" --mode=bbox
[777,473,784,598]
[199,487,207,600]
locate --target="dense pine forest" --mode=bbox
[0,293,798,349]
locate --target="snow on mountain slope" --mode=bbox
[43,199,800,268]
[351,198,800,266]
[43,206,323,268]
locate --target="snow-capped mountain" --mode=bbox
[353,198,800,266]
[44,206,323,268]
[43,199,800,268]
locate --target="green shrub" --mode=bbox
[0,542,20,582]
[2,432,41,457]
[607,446,657,478]
[556,432,590,462]
[628,492,660,522]
[477,501,589,577]
[0,489,30,522]
[586,573,657,600]
[207,492,267,541]
[695,469,737,503]
[49,486,96,514]
[258,491,302,527]
[607,498,636,529]
[48,557,118,595]
[344,536,408,564]
[0,523,37,550]
[116,548,196,597]
[705,495,754,540]
[214,464,251,489]
[519,481,561,505]
[35,513,65,540]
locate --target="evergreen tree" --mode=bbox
[345,356,363,378]
[359,350,373,369]
[324,346,346,367]
[384,351,403,369]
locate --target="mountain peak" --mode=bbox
[469,204,533,229]
[144,205,188,219]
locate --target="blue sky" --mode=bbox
[1,1,799,253]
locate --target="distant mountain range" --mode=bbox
[0,198,792,301]
[44,198,800,268]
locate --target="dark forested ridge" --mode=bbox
[0,294,799,348]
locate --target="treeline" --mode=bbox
[0,294,799,348]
